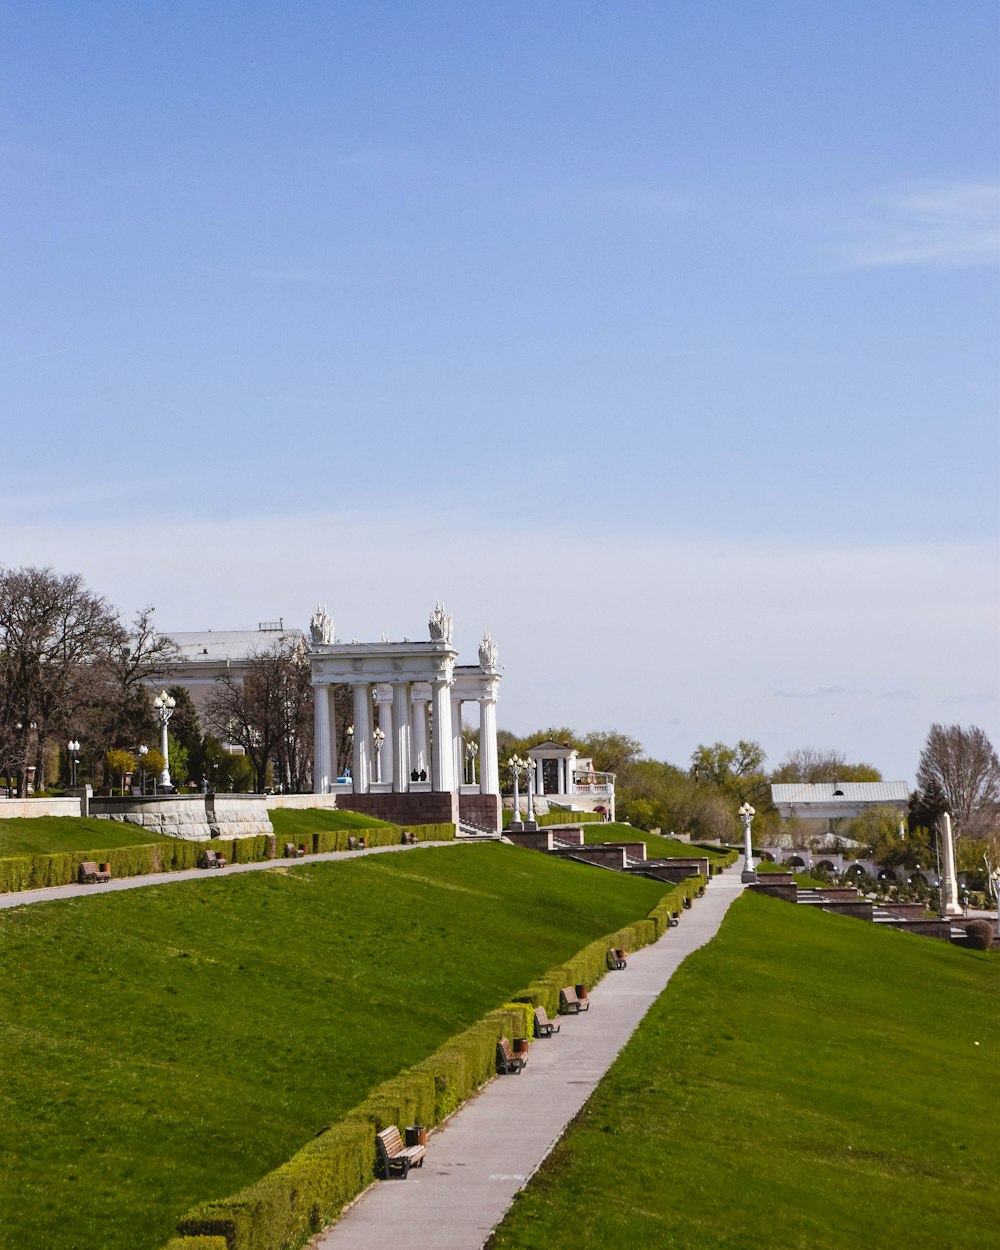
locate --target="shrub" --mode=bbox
[965,919,996,950]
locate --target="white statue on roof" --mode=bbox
[310,604,334,645]
[428,602,453,644]
[478,631,498,671]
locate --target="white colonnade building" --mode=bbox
[309,603,502,832]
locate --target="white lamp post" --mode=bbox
[525,759,538,829]
[138,744,149,793]
[345,724,354,781]
[67,739,80,787]
[508,755,526,829]
[373,725,385,784]
[739,802,757,883]
[152,691,176,790]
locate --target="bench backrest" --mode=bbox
[561,985,579,1004]
[534,1006,552,1027]
[205,850,218,864]
[284,843,295,853]
[80,861,98,873]
[377,1125,403,1158]
[497,1036,514,1061]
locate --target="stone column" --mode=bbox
[411,683,431,778]
[431,679,455,792]
[940,812,963,916]
[352,683,372,793]
[392,682,411,791]
[374,684,393,785]
[313,682,334,793]
[479,690,499,795]
[452,696,464,783]
[559,757,568,795]
[535,758,544,796]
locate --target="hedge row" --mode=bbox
[502,809,603,828]
[167,873,704,1250]
[0,825,456,893]
[309,823,455,853]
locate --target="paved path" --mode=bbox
[0,836,475,910]
[313,865,745,1250]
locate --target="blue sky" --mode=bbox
[2,2,997,781]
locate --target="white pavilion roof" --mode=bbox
[770,781,910,806]
[161,628,304,663]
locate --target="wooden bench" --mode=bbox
[198,848,227,869]
[347,836,368,851]
[401,830,418,845]
[607,948,627,970]
[496,1036,526,1074]
[376,1124,426,1178]
[78,861,111,884]
[283,842,306,858]
[559,986,590,1014]
[533,1006,561,1038]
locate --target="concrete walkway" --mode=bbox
[0,836,473,910]
[313,865,745,1250]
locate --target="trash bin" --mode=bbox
[405,1126,427,1148]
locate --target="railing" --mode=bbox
[572,783,612,795]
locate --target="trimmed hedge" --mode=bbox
[502,809,603,828]
[309,823,455,853]
[0,825,455,893]
[170,873,704,1250]
[163,1240,228,1250]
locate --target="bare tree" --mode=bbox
[0,567,121,793]
[205,641,314,792]
[916,723,1000,836]
[772,747,881,783]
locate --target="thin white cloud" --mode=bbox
[0,347,76,368]
[845,183,1000,268]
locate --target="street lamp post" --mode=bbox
[739,802,757,883]
[508,755,526,830]
[525,760,538,829]
[373,726,385,784]
[153,691,176,790]
[345,724,354,782]
[137,744,149,794]
[67,739,80,787]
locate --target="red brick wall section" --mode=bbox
[458,792,502,833]
[335,791,459,827]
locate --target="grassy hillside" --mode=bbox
[0,815,170,856]
[267,806,395,836]
[0,843,668,1250]
[583,822,730,862]
[488,892,1000,1250]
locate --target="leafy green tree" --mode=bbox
[105,748,135,795]
[690,740,769,804]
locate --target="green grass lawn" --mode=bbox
[266,806,395,836]
[0,815,170,856]
[583,823,729,861]
[488,891,1000,1250]
[0,843,668,1250]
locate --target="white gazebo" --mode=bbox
[309,604,503,831]
[524,740,615,821]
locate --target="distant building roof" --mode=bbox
[162,628,304,664]
[771,781,910,806]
